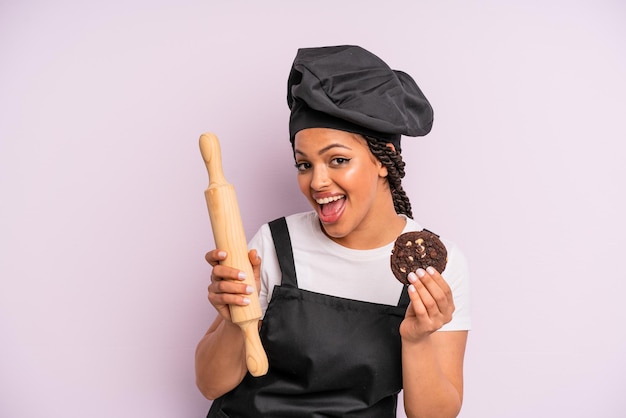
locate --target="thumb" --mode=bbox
[249,249,262,294]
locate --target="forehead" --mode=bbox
[293,128,367,154]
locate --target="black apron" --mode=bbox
[207,217,410,417]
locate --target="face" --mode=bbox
[293,128,392,246]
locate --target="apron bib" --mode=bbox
[208,217,409,417]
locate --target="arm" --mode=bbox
[401,267,468,418]
[195,249,262,400]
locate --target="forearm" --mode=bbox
[402,335,463,418]
[195,316,248,400]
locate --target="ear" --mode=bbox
[378,165,388,178]
[377,159,388,178]
[377,143,395,177]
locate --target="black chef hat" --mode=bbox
[287,45,434,151]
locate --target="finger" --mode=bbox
[249,249,262,295]
[249,249,261,267]
[205,249,227,266]
[426,267,455,319]
[415,268,454,314]
[404,286,444,340]
[208,280,255,305]
[209,290,252,308]
[408,271,441,318]
[424,266,453,300]
[411,269,455,325]
[406,282,429,319]
[209,278,255,294]
[211,263,248,283]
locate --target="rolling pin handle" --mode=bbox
[199,132,227,187]
[241,320,269,377]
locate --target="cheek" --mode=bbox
[343,165,378,193]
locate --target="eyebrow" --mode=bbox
[294,143,353,157]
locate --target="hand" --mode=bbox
[400,266,455,343]
[204,249,262,322]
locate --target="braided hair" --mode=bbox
[364,136,413,219]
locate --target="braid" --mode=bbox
[364,136,413,218]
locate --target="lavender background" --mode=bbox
[1,1,625,416]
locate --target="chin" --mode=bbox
[319,222,351,240]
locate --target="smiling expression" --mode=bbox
[293,128,398,248]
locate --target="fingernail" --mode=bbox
[238,271,247,280]
[408,284,416,293]
[416,268,426,278]
[242,297,251,305]
[217,251,227,258]
[426,266,435,275]
[245,285,254,294]
[407,272,417,283]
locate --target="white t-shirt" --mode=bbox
[248,211,471,331]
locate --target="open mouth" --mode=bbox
[315,195,346,223]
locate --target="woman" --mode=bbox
[196,45,471,417]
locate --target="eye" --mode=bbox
[330,157,350,166]
[295,161,311,172]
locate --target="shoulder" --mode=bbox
[249,211,317,243]
[439,238,471,331]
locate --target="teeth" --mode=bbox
[316,195,345,205]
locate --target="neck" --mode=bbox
[324,208,407,250]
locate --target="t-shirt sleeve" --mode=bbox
[248,224,281,318]
[438,242,472,331]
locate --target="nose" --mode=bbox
[310,166,331,191]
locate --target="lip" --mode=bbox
[314,193,346,224]
[313,193,346,205]
[313,191,343,199]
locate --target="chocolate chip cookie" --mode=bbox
[390,229,448,284]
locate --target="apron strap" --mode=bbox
[268,217,298,288]
[397,285,410,309]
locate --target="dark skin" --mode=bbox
[195,249,261,399]
[195,129,467,417]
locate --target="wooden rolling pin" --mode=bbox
[199,132,269,377]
